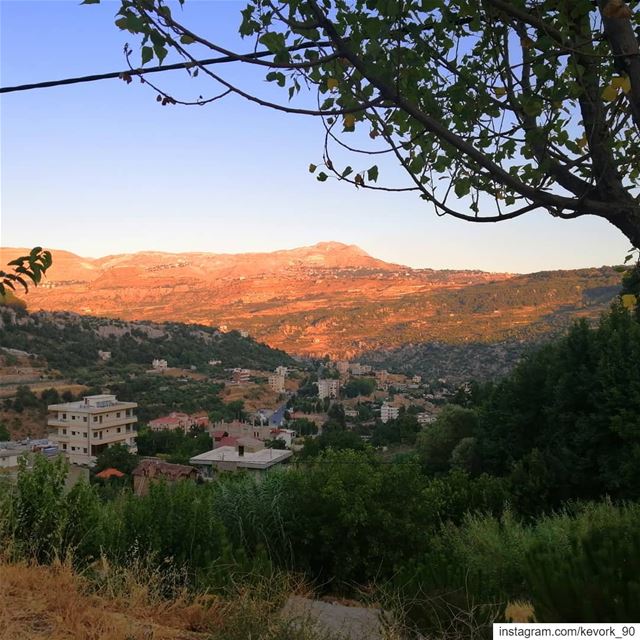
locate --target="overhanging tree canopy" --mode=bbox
[87,0,639,244]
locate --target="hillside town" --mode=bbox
[1,344,450,485]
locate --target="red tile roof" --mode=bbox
[95,467,125,479]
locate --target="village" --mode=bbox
[0,350,453,490]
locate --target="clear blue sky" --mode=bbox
[0,0,631,272]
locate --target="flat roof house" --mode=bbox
[48,394,137,467]
[190,438,292,478]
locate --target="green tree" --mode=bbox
[94,443,139,475]
[417,405,478,474]
[90,1,640,245]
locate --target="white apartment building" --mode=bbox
[275,366,288,377]
[152,358,168,370]
[318,378,340,400]
[380,403,400,423]
[48,394,137,466]
[98,350,112,361]
[268,373,286,394]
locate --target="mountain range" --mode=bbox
[1,243,623,366]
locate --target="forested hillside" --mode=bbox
[0,306,294,375]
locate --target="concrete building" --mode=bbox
[417,412,437,426]
[152,358,168,370]
[268,373,286,394]
[275,366,288,377]
[48,394,137,466]
[380,403,400,423]
[412,375,422,384]
[98,350,111,361]
[318,379,340,400]
[190,440,292,477]
[349,363,372,376]
[232,368,251,384]
[376,370,389,389]
[268,428,297,448]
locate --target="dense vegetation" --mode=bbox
[2,288,640,631]
[0,307,294,375]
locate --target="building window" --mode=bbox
[83,417,87,422]
[62,444,67,450]
[116,412,121,418]
[83,448,87,454]
[62,429,67,435]
[93,416,98,422]
[72,415,76,420]
[62,413,67,420]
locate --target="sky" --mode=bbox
[0,0,632,272]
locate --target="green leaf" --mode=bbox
[180,35,196,45]
[317,172,328,182]
[342,166,353,178]
[81,0,101,4]
[141,46,154,66]
[309,164,317,173]
[454,178,471,198]
[367,165,379,182]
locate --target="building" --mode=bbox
[132,459,200,496]
[190,440,292,478]
[275,366,288,377]
[376,370,389,389]
[98,350,111,361]
[211,420,273,442]
[412,375,422,384]
[152,358,168,370]
[380,403,400,423]
[232,368,251,384]
[208,359,222,366]
[268,428,297,448]
[48,394,137,467]
[148,412,210,433]
[336,361,350,376]
[318,379,340,400]
[417,412,437,426]
[268,373,286,394]
[239,330,249,338]
[349,363,372,376]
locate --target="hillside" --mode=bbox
[1,243,622,360]
[0,308,294,374]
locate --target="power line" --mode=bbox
[0,43,324,95]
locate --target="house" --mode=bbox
[268,428,296,447]
[148,412,191,432]
[152,358,168,370]
[232,368,251,384]
[275,366,288,377]
[417,412,437,426]
[208,359,222,366]
[132,459,200,496]
[375,370,389,389]
[48,394,137,467]
[318,379,340,400]
[190,440,292,477]
[268,373,286,394]
[380,403,400,423]
[349,363,372,376]
[149,412,211,433]
[412,375,422,384]
[98,350,111,361]
[210,420,273,442]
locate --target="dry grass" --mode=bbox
[505,601,535,623]
[0,559,220,640]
